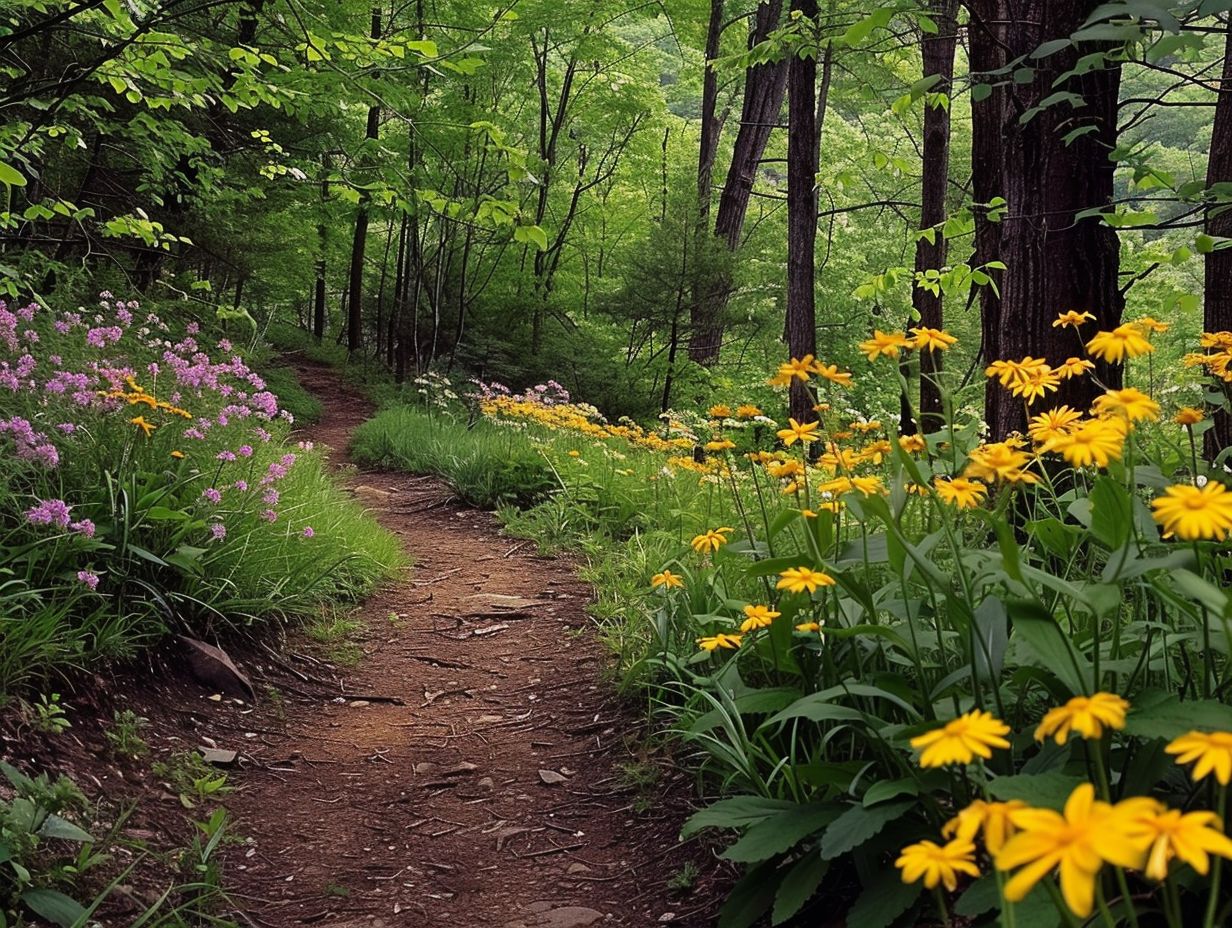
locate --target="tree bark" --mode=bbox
[689,0,788,365]
[909,0,958,433]
[345,6,382,354]
[696,0,725,225]
[786,0,819,425]
[968,1,1123,440]
[1205,18,1232,458]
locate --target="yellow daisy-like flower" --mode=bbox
[778,356,816,382]
[777,418,821,446]
[858,329,911,361]
[697,633,742,651]
[1175,407,1206,426]
[690,527,734,553]
[170,450,185,459]
[1128,803,1232,881]
[964,442,1038,484]
[996,784,1151,918]
[1134,316,1170,334]
[776,566,836,594]
[1056,356,1095,379]
[795,620,824,633]
[651,569,684,590]
[899,433,926,453]
[739,604,781,633]
[708,404,733,419]
[910,709,1011,768]
[896,838,980,891]
[985,356,1049,390]
[1009,365,1062,404]
[704,439,735,452]
[1086,324,1155,363]
[130,415,156,437]
[910,327,958,351]
[1053,310,1096,328]
[1044,417,1126,469]
[944,799,1027,855]
[932,476,987,510]
[1034,692,1129,744]
[850,420,883,434]
[735,404,763,419]
[1092,387,1161,423]
[1165,731,1232,785]
[1027,406,1083,445]
[812,362,854,388]
[1151,482,1232,541]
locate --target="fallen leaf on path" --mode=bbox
[538,769,568,785]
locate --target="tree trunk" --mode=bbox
[696,0,725,225]
[1205,18,1232,458]
[786,0,819,425]
[909,0,958,434]
[345,6,382,354]
[689,0,788,365]
[969,1,1123,440]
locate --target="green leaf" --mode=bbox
[1005,598,1090,696]
[681,796,799,839]
[21,889,87,928]
[719,861,779,928]
[772,852,828,925]
[987,772,1085,811]
[0,161,26,188]
[819,799,915,860]
[723,803,841,863]
[1124,691,1232,741]
[37,814,93,842]
[862,778,918,807]
[846,867,920,928]
[513,224,548,251]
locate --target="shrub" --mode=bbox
[0,294,401,690]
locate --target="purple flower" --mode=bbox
[209,522,226,541]
[237,444,253,458]
[26,498,72,527]
[57,423,76,434]
[77,570,99,590]
[262,488,280,506]
[302,526,315,538]
[216,450,236,462]
[234,480,248,491]
[261,509,277,523]
[70,519,95,538]
[202,488,222,504]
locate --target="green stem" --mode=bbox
[1203,786,1227,928]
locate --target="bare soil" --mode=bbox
[2,359,728,928]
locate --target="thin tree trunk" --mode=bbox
[1205,18,1232,458]
[786,0,819,425]
[690,0,788,365]
[908,0,958,434]
[696,0,725,225]
[345,6,382,354]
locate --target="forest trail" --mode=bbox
[225,360,719,928]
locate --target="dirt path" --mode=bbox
[224,361,724,928]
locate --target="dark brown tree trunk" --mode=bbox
[345,7,382,354]
[313,153,329,343]
[786,0,819,425]
[909,0,958,434]
[696,0,725,224]
[969,1,1122,440]
[690,0,788,365]
[1205,20,1232,458]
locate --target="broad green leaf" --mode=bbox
[1005,598,1090,696]
[771,852,828,925]
[819,799,915,860]
[723,804,840,863]
[21,889,87,928]
[681,796,799,839]
[987,772,1085,811]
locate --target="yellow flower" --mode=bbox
[895,839,980,891]
[1166,731,1232,785]
[1134,315,1170,334]
[691,527,734,553]
[795,620,824,633]
[1027,406,1083,445]
[170,450,185,459]
[1151,482,1232,541]
[812,362,854,387]
[858,329,911,361]
[130,415,156,437]
[933,476,987,510]
[651,570,684,590]
[777,417,821,446]
[850,420,882,434]
[944,799,1027,855]
[697,633,742,651]
[996,784,1151,918]
[777,566,836,594]
[910,327,958,351]
[1056,357,1095,379]
[1034,692,1129,744]
[985,356,1049,390]
[1128,803,1232,881]
[736,404,763,419]
[1053,310,1096,328]
[708,404,733,418]
[964,442,1038,484]
[899,433,926,453]
[1044,417,1126,469]
[704,439,735,452]
[848,475,885,497]
[910,709,1010,768]
[1175,407,1206,426]
[1092,387,1160,423]
[776,356,816,382]
[1086,324,1155,363]
[739,604,781,632]
[567,450,581,458]
[1009,365,1062,404]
